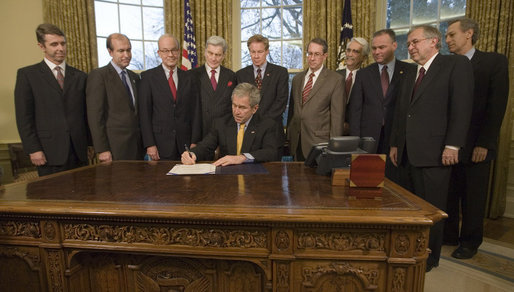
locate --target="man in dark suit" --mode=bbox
[181,83,281,166]
[138,34,201,161]
[191,36,237,141]
[15,23,90,176]
[236,34,289,125]
[349,29,414,158]
[443,18,509,259]
[287,38,345,161]
[87,33,143,162]
[389,25,473,272]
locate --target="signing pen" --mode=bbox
[184,144,192,157]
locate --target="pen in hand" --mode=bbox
[184,144,192,158]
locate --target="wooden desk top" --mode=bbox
[0,162,445,225]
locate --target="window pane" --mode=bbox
[120,4,142,39]
[283,7,302,39]
[96,37,111,66]
[120,0,140,4]
[262,0,281,7]
[241,43,252,68]
[241,0,260,8]
[394,29,409,61]
[283,0,302,5]
[261,8,281,39]
[282,40,303,69]
[144,41,160,68]
[143,7,164,40]
[387,0,409,28]
[268,41,281,65]
[142,0,163,6]
[412,0,438,24]
[441,0,466,19]
[95,1,119,37]
[439,21,450,54]
[128,40,144,70]
[241,9,260,41]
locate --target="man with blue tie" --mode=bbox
[87,33,143,161]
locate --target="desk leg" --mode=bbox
[274,261,291,292]
[42,248,67,291]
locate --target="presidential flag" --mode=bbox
[181,0,198,70]
[337,0,353,70]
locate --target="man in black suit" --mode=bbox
[236,34,289,125]
[87,33,143,162]
[181,83,281,166]
[15,24,90,176]
[139,34,201,161]
[389,25,473,271]
[349,29,415,182]
[191,36,237,141]
[443,18,509,259]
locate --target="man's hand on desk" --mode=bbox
[30,151,47,166]
[146,145,160,161]
[213,155,246,166]
[98,151,112,162]
[181,151,197,165]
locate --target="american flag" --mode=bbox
[337,0,353,70]
[181,0,198,70]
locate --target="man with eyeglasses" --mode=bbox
[138,34,201,161]
[191,36,237,148]
[287,38,345,161]
[87,33,144,161]
[443,17,509,260]
[389,25,473,272]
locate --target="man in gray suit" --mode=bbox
[287,38,345,160]
[87,33,143,162]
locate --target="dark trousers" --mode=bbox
[397,152,451,265]
[444,161,491,248]
[37,145,86,176]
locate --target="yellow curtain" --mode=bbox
[303,0,375,71]
[42,0,97,73]
[166,0,233,69]
[466,0,514,218]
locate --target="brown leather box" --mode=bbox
[349,154,386,188]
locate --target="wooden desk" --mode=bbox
[0,162,445,292]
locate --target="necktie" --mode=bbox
[302,73,315,104]
[412,67,425,99]
[210,69,217,91]
[121,71,133,105]
[236,123,245,155]
[55,66,64,89]
[381,65,389,98]
[255,68,262,90]
[168,70,177,101]
[345,71,353,102]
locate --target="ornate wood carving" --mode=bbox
[415,232,426,254]
[297,231,385,252]
[276,262,290,289]
[64,223,267,248]
[302,262,379,290]
[224,262,262,292]
[44,221,57,241]
[0,220,41,238]
[394,234,410,254]
[47,250,64,292]
[392,267,406,292]
[0,246,41,270]
[275,230,290,251]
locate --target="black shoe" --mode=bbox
[425,261,439,272]
[451,246,478,259]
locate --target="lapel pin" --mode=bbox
[251,131,256,134]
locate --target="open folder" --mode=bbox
[167,163,216,175]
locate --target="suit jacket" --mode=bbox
[287,67,345,158]
[191,65,237,139]
[86,62,143,160]
[349,59,415,153]
[390,54,473,167]
[15,61,89,165]
[191,114,281,162]
[459,50,509,163]
[236,62,289,123]
[138,65,201,158]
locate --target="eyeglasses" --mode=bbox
[159,48,180,55]
[306,52,325,58]
[406,38,429,47]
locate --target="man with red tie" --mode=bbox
[138,34,201,160]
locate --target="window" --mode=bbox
[94,0,164,70]
[386,0,466,60]
[240,0,303,71]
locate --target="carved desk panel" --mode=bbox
[0,162,445,291]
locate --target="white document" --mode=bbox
[167,163,216,175]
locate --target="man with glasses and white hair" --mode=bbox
[389,25,473,272]
[287,38,345,161]
[138,34,201,161]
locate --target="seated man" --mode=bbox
[181,83,281,166]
